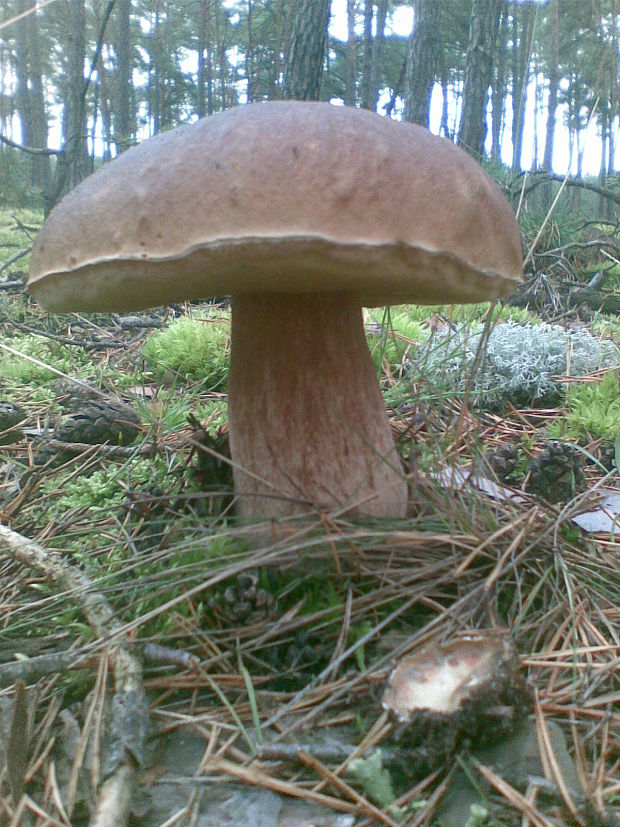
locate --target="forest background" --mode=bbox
[0,0,618,214]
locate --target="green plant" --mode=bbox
[366,308,424,371]
[548,371,620,442]
[142,312,231,387]
[0,333,90,384]
[591,313,620,342]
[0,150,45,208]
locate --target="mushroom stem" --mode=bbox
[228,293,407,520]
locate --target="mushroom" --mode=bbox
[382,633,522,722]
[27,101,523,521]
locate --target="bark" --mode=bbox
[148,3,162,133]
[404,0,441,127]
[511,0,535,171]
[598,106,608,218]
[197,0,209,116]
[272,0,285,99]
[14,0,51,193]
[246,0,255,103]
[458,0,503,157]
[60,0,89,192]
[215,0,229,108]
[542,0,558,172]
[345,0,356,106]
[369,0,388,113]
[491,4,508,161]
[114,0,133,151]
[281,0,330,101]
[359,0,374,109]
[96,52,113,160]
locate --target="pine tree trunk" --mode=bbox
[511,0,535,171]
[458,0,503,157]
[491,4,508,162]
[542,0,558,172]
[404,0,440,127]
[58,0,89,195]
[281,0,330,101]
[344,0,356,106]
[197,0,210,116]
[369,0,388,113]
[114,0,133,151]
[15,0,51,194]
[359,0,373,109]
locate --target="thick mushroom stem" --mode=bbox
[228,293,407,520]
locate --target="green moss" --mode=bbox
[547,371,620,441]
[40,456,167,518]
[142,313,231,388]
[591,313,620,342]
[366,308,424,370]
[0,332,91,384]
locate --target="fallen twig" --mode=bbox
[0,524,145,827]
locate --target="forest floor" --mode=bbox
[0,205,619,827]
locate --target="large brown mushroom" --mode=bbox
[27,101,523,520]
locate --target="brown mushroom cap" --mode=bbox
[28,101,522,312]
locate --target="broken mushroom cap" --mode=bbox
[27,101,522,311]
[27,102,523,520]
[382,633,521,722]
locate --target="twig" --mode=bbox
[0,650,89,688]
[0,248,31,275]
[0,133,63,157]
[207,756,361,815]
[0,525,145,827]
[298,748,401,827]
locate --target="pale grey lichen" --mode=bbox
[419,322,620,409]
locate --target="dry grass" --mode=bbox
[0,294,618,825]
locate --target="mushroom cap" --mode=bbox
[28,101,523,312]
[382,633,519,721]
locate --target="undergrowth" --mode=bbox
[548,370,620,441]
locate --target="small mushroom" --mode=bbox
[27,102,523,520]
[383,633,521,722]
[382,633,527,774]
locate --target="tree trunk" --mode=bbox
[511,0,535,171]
[344,0,356,106]
[404,0,440,127]
[197,0,210,116]
[359,0,373,109]
[215,0,229,108]
[598,106,608,218]
[59,0,89,193]
[458,0,503,157]
[281,0,330,101]
[149,3,162,133]
[246,0,255,103]
[369,0,388,113]
[15,0,51,194]
[491,4,508,162]
[542,0,558,173]
[114,0,133,151]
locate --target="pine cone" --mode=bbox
[598,442,616,472]
[34,399,140,467]
[488,444,521,484]
[216,571,275,625]
[526,442,586,503]
[54,399,140,446]
[0,401,26,444]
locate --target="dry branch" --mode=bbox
[0,524,145,827]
